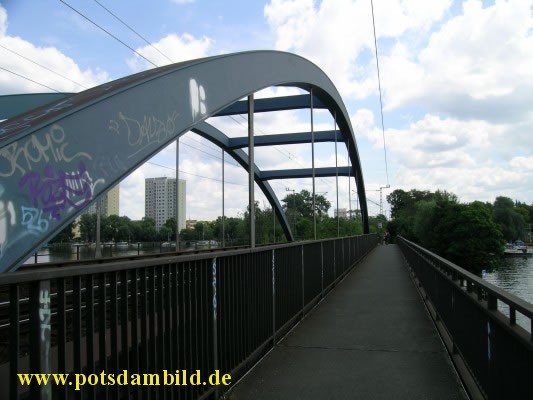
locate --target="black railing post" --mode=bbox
[30,280,51,400]
[9,284,19,400]
[212,257,219,399]
[272,249,276,344]
[321,242,324,297]
[301,245,305,316]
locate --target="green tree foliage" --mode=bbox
[164,217,177,240]
[281,190,331,240]
[387,189,504,273]
[135,217,157,241]
[49,220,77,243]
[493,196,526,241]
[79,214,97,242]
[427,201,503,273]
[102,215,132,242]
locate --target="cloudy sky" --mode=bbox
[1,0,531,221]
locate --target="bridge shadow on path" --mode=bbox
[227,244,468,400]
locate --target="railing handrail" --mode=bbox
[399,236,533,324]
[0,234,375,285]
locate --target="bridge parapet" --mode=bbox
[399,237,533,400]
[0,234,377,399]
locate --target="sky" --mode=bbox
[0,0,532,222]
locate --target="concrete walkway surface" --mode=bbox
[228,244,468,400]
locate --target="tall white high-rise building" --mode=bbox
[145,177,186,232]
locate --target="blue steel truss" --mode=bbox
[0,50,368,272]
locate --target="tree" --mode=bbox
[430,201,503,273]
[211,216,246,244]
[493,196,526,241]
[79,214,97,242]
[412,200,437,247]
[282,190,330,219]
[387,189,433,220]
[49,220,77,243]
[387,189,504,273]
[281,190,331,240]
[134,217,157,241]
[179,227,197,241]
[164,217,177,240]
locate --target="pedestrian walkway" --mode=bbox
[228,244,468,400]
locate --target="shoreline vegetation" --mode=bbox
[47,189,531,275]
[386,189,532,274]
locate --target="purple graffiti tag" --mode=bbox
[19,161,100,220]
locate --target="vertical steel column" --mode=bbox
[95,201,102,258]
[248,94,255,248]
[222,149,225,248]
[310,89,316,240]
[348,161,352,229]
[273,206,276,243]
[176,138,180,249]
[334,111,339,237]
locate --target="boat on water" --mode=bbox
[504,241,533,257]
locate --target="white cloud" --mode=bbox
[510,156,533,172]
[264,0,452,100]
[354,110,532,205]
[0,5,108,94]
[0,5,7,36]
[381,0,533,122]
[120,168,146,220]
[126,33,212,72]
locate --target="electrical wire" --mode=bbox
[0,43,88,90]
[226,114,305,194]
[370,0,390,187]
[146,161,246,186]
[180,139,241,168]
[0,65,61,92]
[92,0,173,64]
[58,0,159,68]
[230,113,337,194]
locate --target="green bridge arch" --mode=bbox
[0,51,368,272]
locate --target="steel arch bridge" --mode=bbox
[0,50,369,273]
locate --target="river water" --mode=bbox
[482,256,533,332]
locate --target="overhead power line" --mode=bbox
[92,0,174,64]
[58,0,159,68]
[370,0,390,187]
[0,43,88,90]
[146,161,245,186]
[0,65,60,93]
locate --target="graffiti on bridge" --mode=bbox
[19,161,104,221]
[109,110,180,158]
[0,124,92,178]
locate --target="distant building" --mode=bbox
[334,208,348,219]
[145,177,186,232]
[86,185,120,217]
[73,185,120,239]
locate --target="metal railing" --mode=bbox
[399,237,533,400]
[24,240,247,265]
[0,234,377,400]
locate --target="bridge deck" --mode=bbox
[228,244,468,400]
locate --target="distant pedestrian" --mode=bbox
[384,231,390,245]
